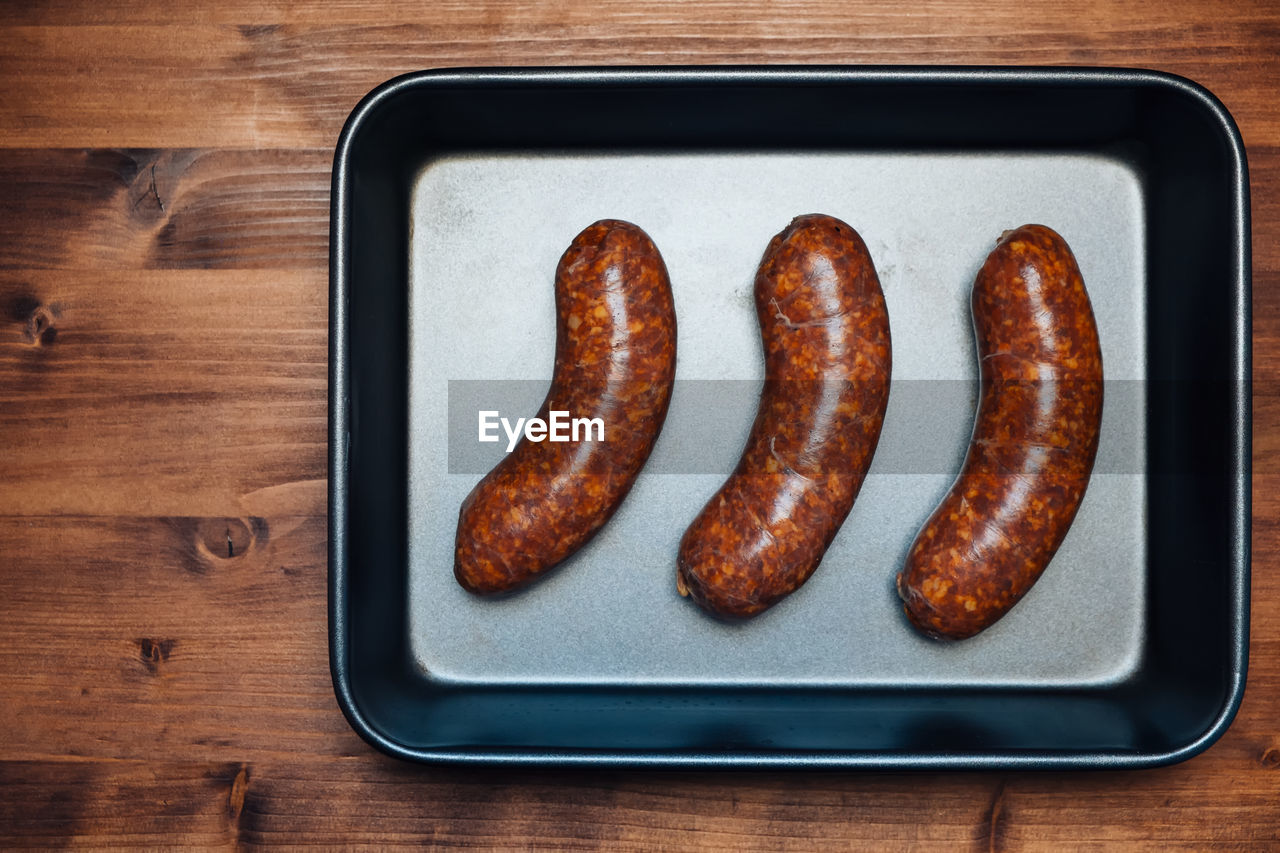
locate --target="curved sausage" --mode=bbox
[676,214,892,618]
[454,220,677,594]
[896,224,1103,641]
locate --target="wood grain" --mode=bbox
[0,269,326,516]
[0,516,353,762]
[1,0,1278,847]
[2,5,1279,149]
[6,758,1278,850]
[0,149,331,270]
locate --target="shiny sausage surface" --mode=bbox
[896,224,1103,640]
[677,214,892,618]
[455,220,677,595]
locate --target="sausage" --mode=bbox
[454,220,677,594]
[676,214,892,618]
[896,224,1103,641]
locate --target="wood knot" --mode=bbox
[195,517,262,562]
[129,162,166,217]
[982,779,1008,852]
[27,307,58,346]
[136,637,176,674]
[227,764,250,820]
[1261,747,1280,769]
[6,293,60,346]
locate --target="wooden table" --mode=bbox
[2,1,1276,847]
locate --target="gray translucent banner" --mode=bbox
[446,379,1167,476]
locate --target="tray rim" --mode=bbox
[328,64,1251,768]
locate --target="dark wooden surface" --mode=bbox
[2,1,1278,848]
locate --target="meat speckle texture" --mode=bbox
[677,214,892,619]
[897,224,1104,641]
[454,220,677,595]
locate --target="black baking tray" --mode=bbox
[329,66,1250,767]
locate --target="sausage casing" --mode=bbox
[896,224,1103,640]
[454,220,677,594]
[676,214,892,618]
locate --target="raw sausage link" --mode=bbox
[896,224,1103,641]
[677,214,892,618]
[455,220,677,594]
